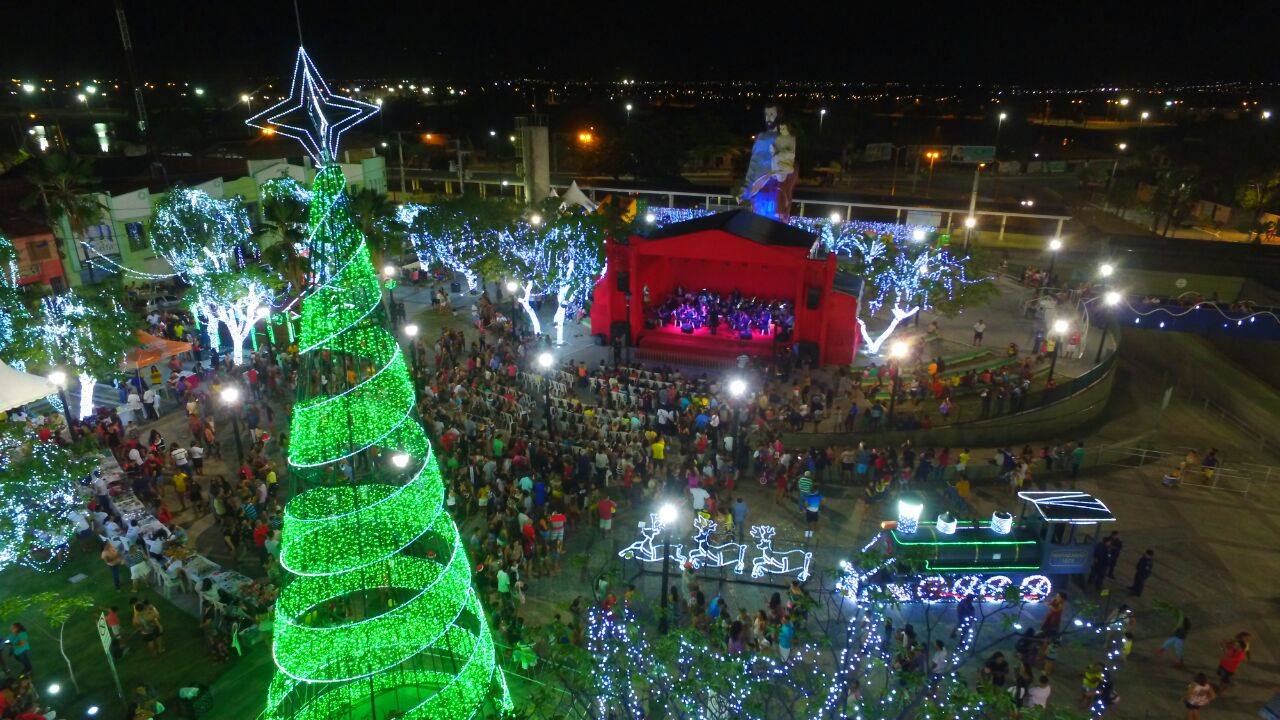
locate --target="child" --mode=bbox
[1042,638,1060,675]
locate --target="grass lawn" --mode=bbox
[0,545,270,719]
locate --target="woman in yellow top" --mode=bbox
[651,437,665,462]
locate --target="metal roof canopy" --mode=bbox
[1017,490,1116,524]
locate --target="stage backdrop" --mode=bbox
[590,210,861,365]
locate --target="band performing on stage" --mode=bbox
[652,286,794,341]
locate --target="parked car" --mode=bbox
[143,294,186,313]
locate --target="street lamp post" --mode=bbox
[1047,319,1069,384]
[963,163,984,252]
[924,151,940,197]
[505,280,519,334]
[403,323,419,373]
[625,103,633,124]
[656,503,678,634]
[728,377,747,464]
[819,108,827,134]
[995,111,1008,153]
[382,264,398,323]
[219,386,246,463]
[1095,291,1122,363]
[47,370,76,441]
[886,341,909,427]
[1045,237,1063,287]
[537,351,555,435]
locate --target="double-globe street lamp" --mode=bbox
[886,340,910,427]
[727,376,747,465]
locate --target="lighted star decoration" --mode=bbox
[246,46,379,165]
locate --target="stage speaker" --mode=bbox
[795,341,819,366]
[616,271,630,293]
[806,287,822,310]
[610,321,631,346]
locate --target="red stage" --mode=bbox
[638,324,783,366]
[590,210,862,366]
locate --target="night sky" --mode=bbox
[6,1,1275,84]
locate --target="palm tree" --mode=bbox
[21,154,107,260]
[347,186,400,269]
[257,184,310,291]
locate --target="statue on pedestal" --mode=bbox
[741,105,798,221]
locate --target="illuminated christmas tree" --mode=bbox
[252,47,511,720]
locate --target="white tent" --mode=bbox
[0,360,57,413]
[559,181,598,212]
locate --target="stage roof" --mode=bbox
[645,209,817,249]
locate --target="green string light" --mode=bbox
[263,165,511,720]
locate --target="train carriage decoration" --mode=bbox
[862,490,1116,604]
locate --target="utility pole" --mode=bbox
[114,0,149,141]
[396,131,407,196]
[452,140,471,195]
[911,148,921,196]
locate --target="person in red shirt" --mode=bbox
[252,518,270,566]
[597,494,616,536]
[1217,636,1249,692]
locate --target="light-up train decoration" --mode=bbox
[854,491,1117,604]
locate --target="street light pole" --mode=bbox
[1095,291,1121,363]
[886,341,909,427]
[220,387,245,463]
[47,371,76,441]
[656,503,678,634]
[537,351,555,436]
[995,112,1007,153]
[1047,319,1069,385]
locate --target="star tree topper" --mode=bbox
[246,47,379,165]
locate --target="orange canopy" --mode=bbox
[122,331,193,370]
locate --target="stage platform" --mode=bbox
[635,325,784,368]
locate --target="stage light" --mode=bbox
[536,351,554,370]
[727,377,747,397]
[1052,319,1069,335]
[828,211,842,223]
[391,453,410,468]
[657,503,678,526]
[964,216,977,229]
[1104,290,1122,306]
[910,228,926,242]
[403,323,419,338]
[1048,237,1063,252]
[1099,262,1115,277]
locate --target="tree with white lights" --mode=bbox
[398,195,512,293]
[821,225,991,354]
[0,231,33,360]
[150,187,272,365]
[0,422,94,571]
[30,292,135,420]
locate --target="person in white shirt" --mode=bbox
[144,387,161,419]
[689,485,710,511]
[929,640,949,674]
[171,446,189,471]
[189,443,204,474]
[1025,675,1051,708]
